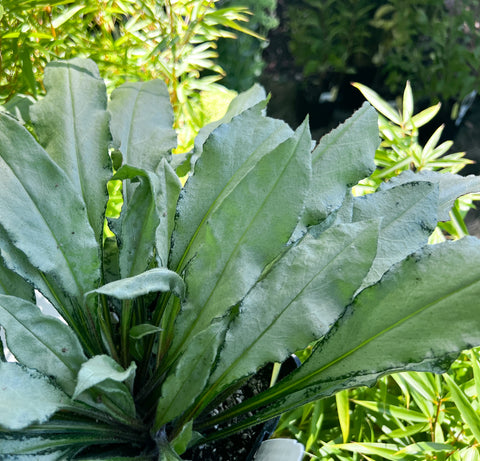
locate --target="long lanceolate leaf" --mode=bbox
[30,58,112,242]
[0,114,101,309]
[202,237,480,436]
[166,119,312,365]
[169,106,293,272]
[206,220,380,398]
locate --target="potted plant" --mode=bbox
[2,58,480,460]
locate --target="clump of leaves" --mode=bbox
[3,59,480,460]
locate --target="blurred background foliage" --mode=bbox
[3,1,480,459]
[0,0,255,150]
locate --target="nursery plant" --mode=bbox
[4,59,480,460]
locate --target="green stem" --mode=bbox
[120,299,133,367]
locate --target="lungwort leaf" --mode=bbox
[0,113,100,303]
[352,181,438,288]
[170,106,293,272]
[302,102,378,225]
[30,58,111,241]
[109,80,176,173]
[208,220,380,396]
[73,355,136,399]
[0,362,69,430]
[169,119,312,358]
[0,295,86,396]
[380,170,480,221]
[214,237,480,431]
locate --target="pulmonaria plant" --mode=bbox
[2,59,480,460]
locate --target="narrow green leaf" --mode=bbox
[409,103,442,129]
[333,442,402,460]
[0,295,86,395]
[30,58,111,241]
[336,390,350,443]
[352,181,438,288]
[399,441,454,455]
[170,106,292,272]
[380,170,480,221]
[421,125,445,161]
[304,102,378,225]
[0,113,101,304]
[402,81,414,124]
[73,355,136,399]
[208,220,379,395]
[444,373,480,441]
[85,268,185,302]
[0,362,69,430]
[352,83,401,125]
[109,80,176,174]
[169,120,311,360]
[352,400,429,423]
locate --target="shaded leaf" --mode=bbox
[155,320,226,429]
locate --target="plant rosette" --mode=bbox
[3,59,480,460]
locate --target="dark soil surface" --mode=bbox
[183,357,299,461]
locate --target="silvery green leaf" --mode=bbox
[0,295,86,395]
[109,80,176,172]
[0,362,69,430]
[113,161,181,275]
[30,58,111,242]
[170,106,293,272]
[302,103,378,226]
[0,256,33,301]
[225,237,480,429]
[73,355,136,399]
[155,320,226,429]
[353,181,438,288]
[379,170,480,221]
[169,120,312,359]
[208,220,379,396]
[193,83,268,154]
[86,268,185,302]
[0,113,101,304]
